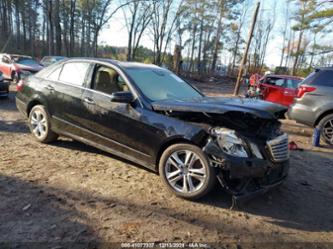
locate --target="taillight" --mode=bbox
[16,79,25,92]
[296,86,316,98]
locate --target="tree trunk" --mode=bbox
[47,0,54,55]
[54,0,62,55]
[292,30,303,76]
[197,17,204,73]
[189,25,196,72]
[69,0,76,56]
[14,0,20,50]
[211,1,224,73]
[80,15,85,56]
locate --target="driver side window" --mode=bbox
[92,65,129,95]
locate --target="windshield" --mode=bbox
[15,58,39,66]
[126,68,202,101]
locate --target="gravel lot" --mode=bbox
[0,82,333,248]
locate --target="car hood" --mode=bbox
[152,96,287,119]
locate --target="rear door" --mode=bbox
[49,61,91,137]
[283,79,300,106]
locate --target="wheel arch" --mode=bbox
[154,135,209,172]
[26,98,46,117]
[315,109,333,127]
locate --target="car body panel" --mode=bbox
[0,54,43,79]
[152,97,287,120]
[259,75,302,107]
[288,68,333,127]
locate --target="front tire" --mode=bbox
[159,143,216,200]
[28,105,58,143]
[318,114,333,146]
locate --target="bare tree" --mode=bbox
[150,0,185,65]
[123,1,152,61]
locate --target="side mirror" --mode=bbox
[110,91,134,104]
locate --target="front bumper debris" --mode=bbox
[203,137,289,207]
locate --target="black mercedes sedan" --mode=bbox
[16,58,289,201]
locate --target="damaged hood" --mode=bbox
[152,97,287,119]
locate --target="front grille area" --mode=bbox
[267,134,289,162]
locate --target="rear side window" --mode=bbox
[286,79,301,89]
[59,62,90,86]
[312,70,333,86]
[266,77,285,87]
[300,71,317,85]
[47,66,62,81]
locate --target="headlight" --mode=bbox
[211,128,248,158]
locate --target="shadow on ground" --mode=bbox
[0,174,100,248]
[48,138,333,234]
[50,139,157,174]
[0,91,18,111]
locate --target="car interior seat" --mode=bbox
[95,69,119,95]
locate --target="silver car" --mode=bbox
[288,67,333,145]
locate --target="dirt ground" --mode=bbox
[0,82,332,248]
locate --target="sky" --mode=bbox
[98,0,332,67]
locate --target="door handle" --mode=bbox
[44,85,54,91]
[83,97,95,105]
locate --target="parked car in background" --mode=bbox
[288,67,333,146]
[16,58,289,201]
[0,71,9,97]
[40,56,67,67]
[0,54,43,83]
[258,75,303,106]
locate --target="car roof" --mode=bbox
[265,74,303,80]
[10,54,33,58]
[316,67,333,71]
[63,57,161,70]
[43,56,67,58]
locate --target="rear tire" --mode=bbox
[28,105,58,143]
[318,113,333,146]
[159,143,216,200]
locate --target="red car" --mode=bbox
[0,54,43,83]
[258,75,303,106]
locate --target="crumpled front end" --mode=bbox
[203,127,290,206]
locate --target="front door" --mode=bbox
[80,64,157,165]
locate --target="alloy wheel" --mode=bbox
[322,118,333,144]
[164,150,207,194]
[30,109,47,139]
